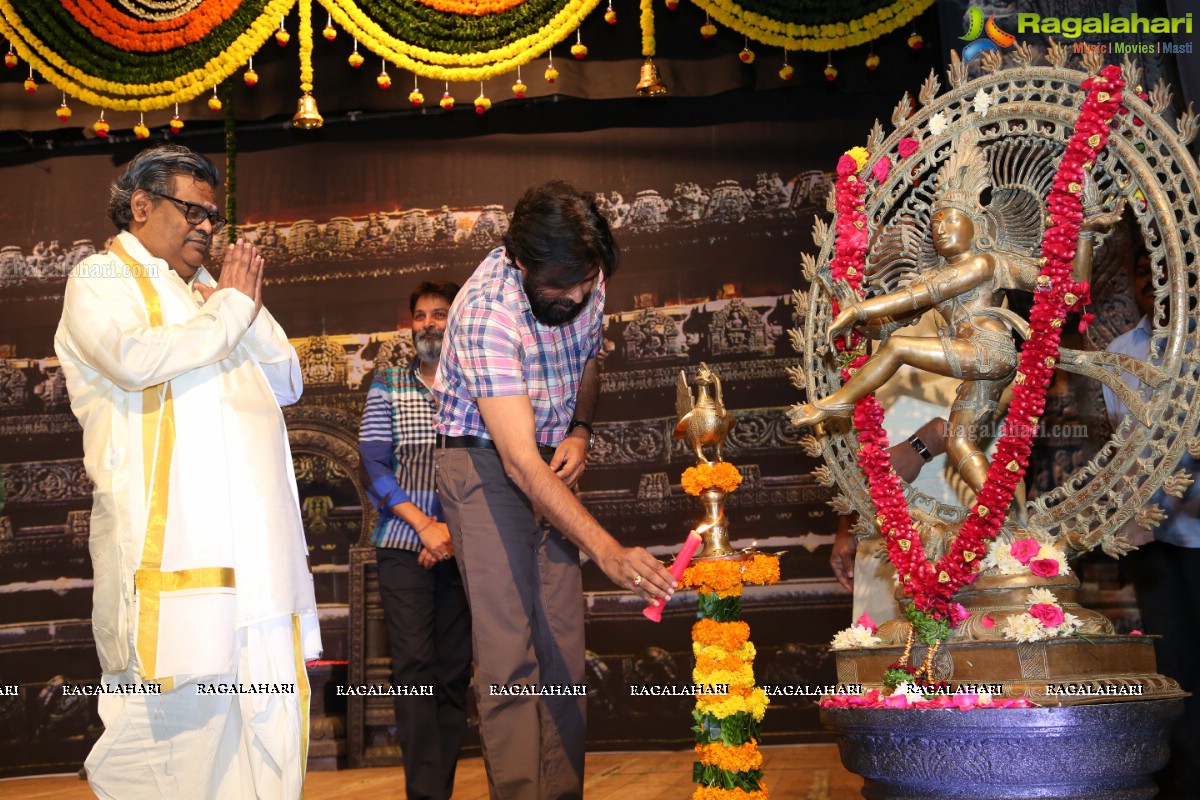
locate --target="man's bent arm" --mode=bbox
[359,381,411,512]
[571,358,599,426]
[59,268,256,392]
[243,308,302,405]
[477,394,675,600]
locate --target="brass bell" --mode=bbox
[635,58,667,97]
[292,92,324,129]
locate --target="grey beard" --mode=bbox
[415,336,443,364]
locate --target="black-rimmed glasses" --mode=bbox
[149,191,228,234]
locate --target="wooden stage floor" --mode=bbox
[0,744,864,799]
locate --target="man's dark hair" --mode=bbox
[502,180,618,287]
[409,280,461,313]
[108,144,220,231]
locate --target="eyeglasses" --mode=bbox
[149,191,228,234]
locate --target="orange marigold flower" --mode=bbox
[681,462,743,496]
[696,652,748,674]
[741,554,780,586]
[693,619,750,650]
[692,784,769,800]
[680,560,743,594]
[695,741,763,773]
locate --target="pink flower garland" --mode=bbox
[820,688,1033,711]
[827,66,1125,621]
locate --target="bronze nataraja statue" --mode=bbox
[791,130,1123,499]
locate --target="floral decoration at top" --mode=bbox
[681,462,743,496]
[3,0,945,113]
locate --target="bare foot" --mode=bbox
[790,400,853,429]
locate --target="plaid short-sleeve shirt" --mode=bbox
[434,246,604,446]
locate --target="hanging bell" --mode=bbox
[635,58,667,97]
[292,92,323,129]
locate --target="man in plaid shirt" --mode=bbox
[434,181,675,799]
[360,280,471,800]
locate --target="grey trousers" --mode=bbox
[435,447,586,800]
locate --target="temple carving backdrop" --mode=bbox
[0,0,1188,776]
[0,116,871,773]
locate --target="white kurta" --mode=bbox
[54,231,321,798]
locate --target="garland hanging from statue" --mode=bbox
[821,65,1125,679]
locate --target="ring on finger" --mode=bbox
[633,575,643,587]
[442,552,453,560]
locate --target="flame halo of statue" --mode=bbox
[790,43,1200,800]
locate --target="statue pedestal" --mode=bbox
[821,700,1183,800]
[837,570,1185,705]
[832,636,1183,705]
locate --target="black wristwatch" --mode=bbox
[567,419,595,449]
[907,433,933,463]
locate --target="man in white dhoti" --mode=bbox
[54,144,322,799]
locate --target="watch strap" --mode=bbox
[907,434,933,463]
[567,419,594,436]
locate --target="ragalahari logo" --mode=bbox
[960,7,1016,61]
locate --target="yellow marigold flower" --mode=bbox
[693,664,756,689]
[693,641,756,662]
[695,686,769,721]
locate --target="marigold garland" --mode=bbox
[321,0,601,80]
[2,0,942,112]
[61,0,240,52]
[740,554,780,585]
[681,462,743,496]
[0,0,290,109]
[682,560,745,596]
[680,553,778,597]
[694,686,769,721]
[693,619,750,650]
[639,0,654,57]
[696,651,751,675]
[694,641,756,663]
[693,663,756,689]
[683,446,777,800]
[5,0,278,88]
[696,742,764,772]
[691,0,934,52]
[411,0,526,13]
[299,0,314,91]
[693,787,768,800]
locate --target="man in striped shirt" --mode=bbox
[434,182,675,799]
[360,280,471,800]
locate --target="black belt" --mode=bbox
[437,433,556,461]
